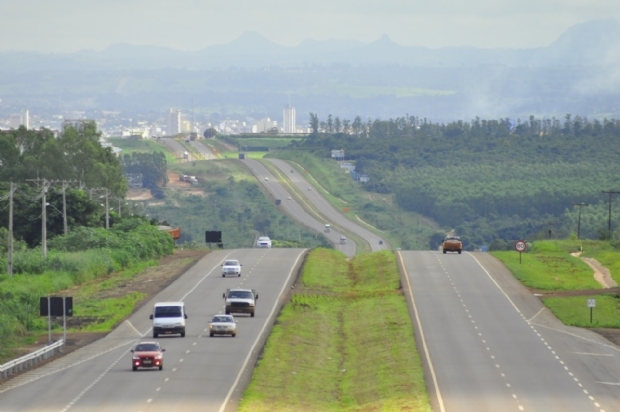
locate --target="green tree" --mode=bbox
[309,113,319,136]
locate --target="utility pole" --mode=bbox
[573,202,589,240]
[26,178,51,257]
[6,183,16,276]
[59,180,72,236]
[91,187,111,229]
[602,191,620,236]
[41,180,51,257]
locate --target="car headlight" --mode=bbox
[209,325,214,329]
[155,354,163,359]
[174,323,183,327]
[249,303,255,307]
[154,323,162,327]
[133,356,141,360]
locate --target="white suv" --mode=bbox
[256,236,272,248]
[221,259,242,277]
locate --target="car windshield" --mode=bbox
[258,237,269,241]
[135,343,159,352]
[212,316,233,323]
[229,291,253,299]
[446,236,461,241]
[154,306,182,318]
[224,261,239,266]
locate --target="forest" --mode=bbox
[294,114,620,248]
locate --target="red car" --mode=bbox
[131,341,165,371]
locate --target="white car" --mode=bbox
[221,259,242,277]
[264,177,269,181]
[209,314,237,337]
[256,236,272,248]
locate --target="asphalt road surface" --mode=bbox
[399,250,620,412]
[268,158,388,252]
[242,159,356,256]
[191,140,217,160]
[0,249,306,412]
[159,138,194,162]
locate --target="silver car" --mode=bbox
[209,314,237,337]
[221,259,242,277]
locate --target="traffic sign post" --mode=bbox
[587,298,596,323]
[514,240,527,264]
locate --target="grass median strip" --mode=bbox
[238,248,431,412]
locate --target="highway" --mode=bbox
[399,251,620,412]
[142,138,379,254]
[268,158,388,252]
[191,140,217,160]
[0,249,306,412]
[242,159,356,256]
[160,138,195,162]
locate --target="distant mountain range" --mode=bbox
[1,19,619,71]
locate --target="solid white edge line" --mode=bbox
[397,251,446,412]
[470,253,620,353]
[468,253,522,315]
[218,249,306,412]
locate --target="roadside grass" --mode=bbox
[272,151,438,250]
[543,295,620,328]
[75,292,147,331]
[493,240,620,329]
[491,249,600,291]
[238,249,431,412]
[169,159,256,184]
[107,137,177,164]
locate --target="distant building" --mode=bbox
[283,104,296,134]
[9,110,29,129]
[253,117,278,133]
[9,114,21,129]
[62,119,97,132]
[167,108,181,136]
[23,110,29,129]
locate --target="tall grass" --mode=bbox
[0,221,174,356]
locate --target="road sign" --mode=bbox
[587,298,596,308]
[514,240,527,252]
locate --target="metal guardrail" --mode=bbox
[0,340,64,379]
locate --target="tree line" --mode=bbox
[296,113,620,248]
[307,113,620,139]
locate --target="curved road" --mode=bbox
[400,250,620,412]
[242,159,356,256]
[0,249,306,412]
[268,159,388,252]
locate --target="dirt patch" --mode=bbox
[126,188,152,200]
[1,249,208,382]
[571,252,618,288]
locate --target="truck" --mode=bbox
[223,289,258,317]
[442,236,462,254]
[179,175,198,185]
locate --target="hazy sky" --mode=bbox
[3,0,619,53]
